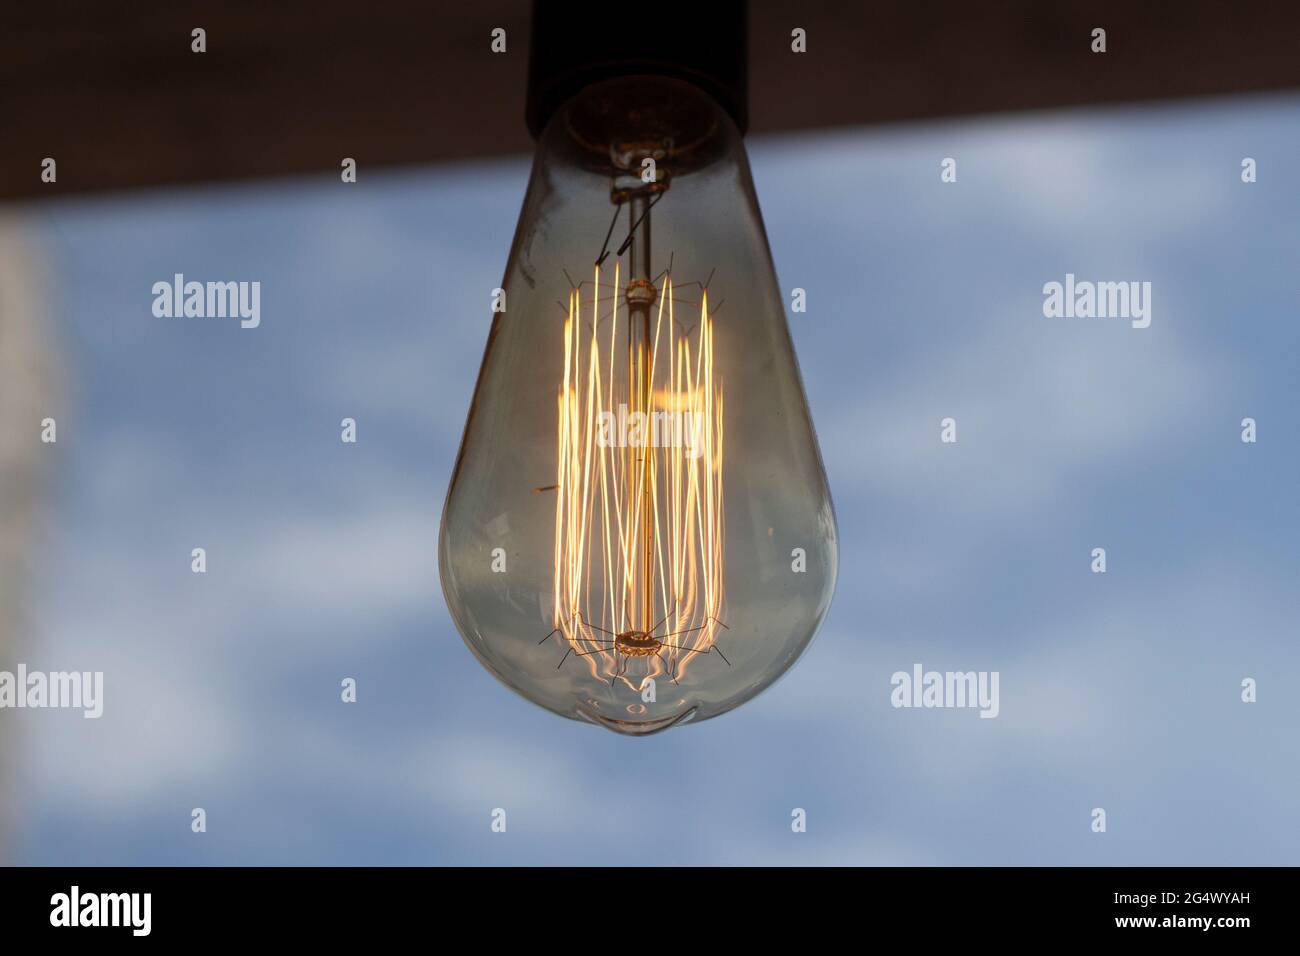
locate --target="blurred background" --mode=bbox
[1,2,1298,864]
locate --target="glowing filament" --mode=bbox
[554,266,724,684]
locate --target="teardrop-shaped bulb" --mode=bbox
[440,76,837,735]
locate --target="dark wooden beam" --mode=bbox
[3,1,1299,200]
[1,0,533,199]
[749,0,1300,132]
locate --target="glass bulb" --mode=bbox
[440,76,837,735]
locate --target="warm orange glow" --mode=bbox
[554,265,724,685]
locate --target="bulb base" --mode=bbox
[525,0,749,138]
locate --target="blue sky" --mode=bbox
[8,90,1299,865]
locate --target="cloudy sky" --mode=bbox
[7,90,1299,865]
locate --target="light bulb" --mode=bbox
[440,66,836,735]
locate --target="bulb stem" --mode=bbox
[626,194,656,634]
